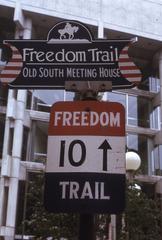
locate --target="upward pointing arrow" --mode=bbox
[98,140,112,171]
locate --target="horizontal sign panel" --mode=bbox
[0,20,142,89]
[48,101,125,136]
[44,172,125,213]
[46,136,125,174]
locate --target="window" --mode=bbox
[0,48,6,69]
[127,134,149,174]
[32,90,64,112]
[32,90,75,112]
[152,145,162,175]
[138,76,160,93]
[33,90,65,105]
[107,92,126,108]
[65,91,75,101]
[8,126,14,156]
[0,86,8,106]
[0,116,5,158]
[21,127,29,161]
[32,121,48,163]
[26,91,32,110]
[149,77,160,93]
[138,96,150,128]
[0,43,12,66]
[1,187,9,226]
[128,95,137,126]
[127,134,138,151]
[128,95,150,128]
[150,106,160,130]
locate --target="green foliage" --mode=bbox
[95,214,110,240]
[17,173,161,240]
[118,182,161,240]
[22,173,79,239]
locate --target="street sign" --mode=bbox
[0,20,142,89]
[44,101,126,214]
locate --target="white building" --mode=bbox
[0,0,162,239]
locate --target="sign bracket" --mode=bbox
[65,81,112,92]
[65,80,112,100]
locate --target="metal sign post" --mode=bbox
[44,99,126,239]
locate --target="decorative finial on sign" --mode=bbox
[131,37,138,43]
[58,22,79,40]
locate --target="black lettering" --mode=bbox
[68,140,86,167]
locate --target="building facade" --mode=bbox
[0,0,162,239]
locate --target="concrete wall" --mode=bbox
[103,0,162,41]
[1,0,162,41]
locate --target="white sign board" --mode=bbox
[47,136,125,174]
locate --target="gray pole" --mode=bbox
[77,90,98,240]
[79,214,95,240]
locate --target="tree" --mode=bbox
[117,182,161,240]
[17,173,161,240]
[20,172,79,239]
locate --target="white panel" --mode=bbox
[6,178,18,227]
[46,136,125,174]
[6,98,16,119]
[14,0,25,29]
[1,155,11,177]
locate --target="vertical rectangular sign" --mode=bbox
[44,101,126,213]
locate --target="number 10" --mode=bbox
[59,140,86,167]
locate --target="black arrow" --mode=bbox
[98,140,112,171]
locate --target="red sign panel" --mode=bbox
[48,101,125,136]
